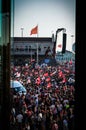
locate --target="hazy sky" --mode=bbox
[13,0,76,51]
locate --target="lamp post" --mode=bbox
[21,28,24,37]
[71,35,74,50]
[71,35,74,63]
[30,46,32,61]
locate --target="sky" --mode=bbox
[12,0,76,51]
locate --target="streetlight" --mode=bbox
[71,35,74,48]
[21,28,24,37]
[71,35,75,62]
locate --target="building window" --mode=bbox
[25,45,28,51]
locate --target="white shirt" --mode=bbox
[16,113,23,123]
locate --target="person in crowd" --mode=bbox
[10,59,75,130]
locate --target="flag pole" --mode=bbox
[37,24,38,65]
[30,25,38,64]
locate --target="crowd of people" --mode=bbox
[10,58,75,130]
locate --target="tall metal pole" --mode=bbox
[21,27,24,37]
[37,43,38,64]
[37,25,38,65]
[71,35,74,62]
[71,35,74,51]
[31,46,32,61]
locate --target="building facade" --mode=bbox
[11,37,53,56]
[11,37,54,65]
[11,37,75,65]
[55,50,75,63]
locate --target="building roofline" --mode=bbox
[12,37,52,42]
[57,50,73,54]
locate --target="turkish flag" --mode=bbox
[46,77,51,82]
[47,82,52,88]
[36,77,41,85]
[30,25,38,35]
[44,73,48,77]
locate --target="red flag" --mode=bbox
[30,25,38,35]
[69,60,72,65]
[36,77,41,85]
[58,71,63,77]
[46,77,51,82]
[44,73,48,77]
[58,44,62,48]
[47,82,52,88]
[62,78,66,83]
